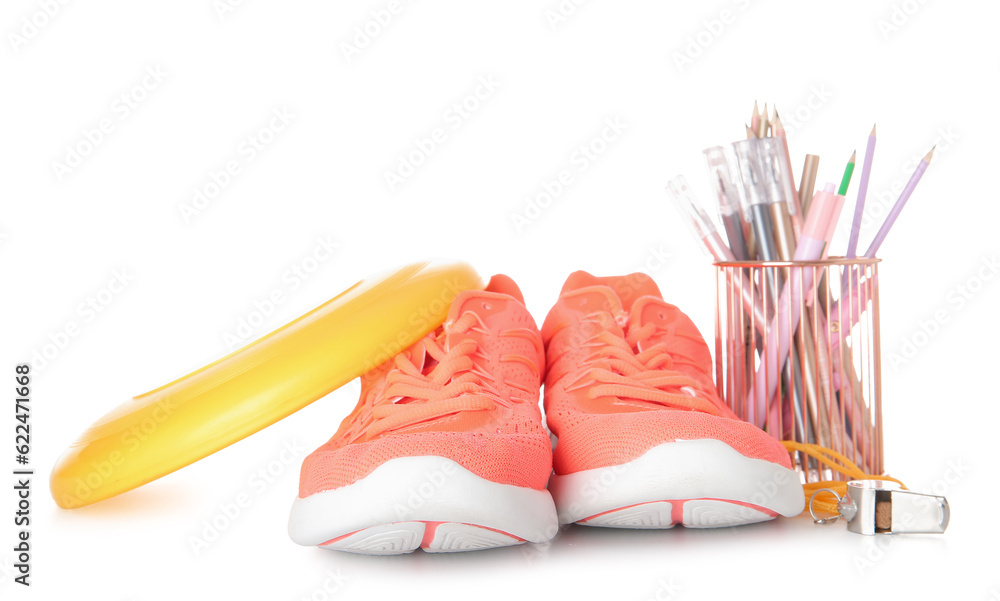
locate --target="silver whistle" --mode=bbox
[810,479,950,535]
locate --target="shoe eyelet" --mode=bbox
[482,302,491,310]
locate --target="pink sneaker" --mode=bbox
[288,275,557,554]
[542,271,804,529]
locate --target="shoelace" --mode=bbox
[573,319,727,416]
[363,310,539,439]
[782,440,906,518]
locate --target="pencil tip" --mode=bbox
[925,146,936,161]
[746,124,756,138]
[849,150,857,162]
[870,124,877,136]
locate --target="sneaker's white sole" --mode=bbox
[288,456,558,554]
[549,439,804,528]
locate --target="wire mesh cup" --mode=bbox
[713,257,883,483]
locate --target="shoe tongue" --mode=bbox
[443,275,527,350]
[628,296,716,392]
[446,273,524,323]
[630,296,675,338]
[559,285,624,317]
[561,271,662,310]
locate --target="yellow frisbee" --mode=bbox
[50,261,483,509]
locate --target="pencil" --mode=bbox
[864,146,935,257]
[771,109,802,233]
[798,154,820,215]
[846,125,877,259]
[838,150,856,196]
[757,103,769,139]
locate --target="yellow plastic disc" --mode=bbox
[50,261,483,509]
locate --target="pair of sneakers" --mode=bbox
[288,272,804,554]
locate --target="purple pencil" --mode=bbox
[846,125,877,258]
[864,146,935,257]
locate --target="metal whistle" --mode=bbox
[837,480,950,535]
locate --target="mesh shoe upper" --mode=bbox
[542,271,793,475]
[298,275,552,498]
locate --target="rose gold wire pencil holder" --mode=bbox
[713,257,884,483]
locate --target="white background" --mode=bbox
[2,0,998,599]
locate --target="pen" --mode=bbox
[771,110,803,236]
[666,176,767,328]
[746,183,845,428]
[754,136,825,442]
[732,139,780,263]
[704,146,750,260]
